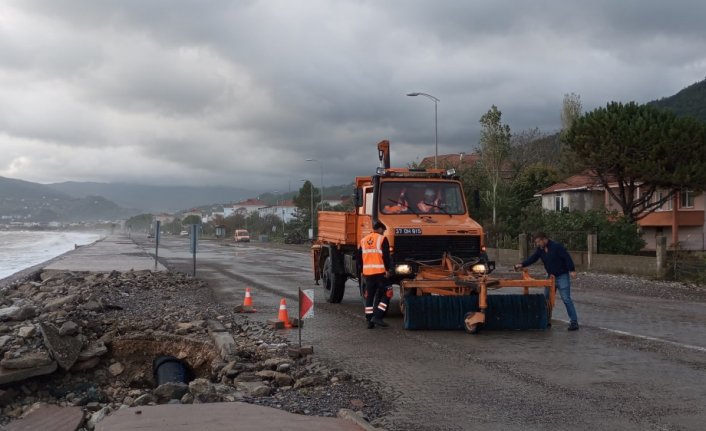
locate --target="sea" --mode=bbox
[0,230,105,280]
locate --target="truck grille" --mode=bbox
[393,235,481,263]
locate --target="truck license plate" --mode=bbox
[395,228,422,235]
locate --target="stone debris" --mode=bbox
[0,270,385,429]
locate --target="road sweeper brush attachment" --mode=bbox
[403,294,548,331]
[399,255,555,333]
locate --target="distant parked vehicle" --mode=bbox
[179,230,189,237]
[234,229,250,242]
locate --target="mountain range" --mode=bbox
[0,176,253,222]
[47,181,251,213]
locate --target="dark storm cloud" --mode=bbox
[1,0,704,192]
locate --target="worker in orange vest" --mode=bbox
[357,221,392,329]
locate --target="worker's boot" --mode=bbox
[567,322,579,331]
[371,317,388,328]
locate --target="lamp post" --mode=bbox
[407,92,440,168]
[305,158,324,209]
[301,179,314,239]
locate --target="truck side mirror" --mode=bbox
[354,188,363,207]
[473,190,481,209]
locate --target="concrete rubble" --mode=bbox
[0,269,385,430]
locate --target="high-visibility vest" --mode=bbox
[360,232,386,276]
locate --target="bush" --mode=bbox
[519,209,645,254]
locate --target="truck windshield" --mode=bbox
[379,181,466,215]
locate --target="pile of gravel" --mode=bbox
[575,271,706,302]
[0,269,386,429]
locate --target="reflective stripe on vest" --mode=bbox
[360,232,386,276]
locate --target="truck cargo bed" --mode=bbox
[317,211,358,245]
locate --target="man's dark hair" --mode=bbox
[373,221,386,231]
[532,231,548,241]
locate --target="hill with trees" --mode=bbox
[0,176,133,223]
[48,182,252,213]
[648,77,706,123]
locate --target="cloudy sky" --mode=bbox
[1,0,705,195]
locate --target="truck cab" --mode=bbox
[363,175,486,279]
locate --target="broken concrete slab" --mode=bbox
[0,361,57,386]
[288,345,314,358]
[234,304,257,313]
[78,341,108,361]
[0,305,36,322]
[4,404,84,431]
[210,331,236,360]
[207,320,226,332]
[96,402,367,431]
[235,380,272,397]
[44,294,78,312]
[39,322,83,370]
[0,351,52,370]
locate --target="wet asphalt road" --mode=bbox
[142,236,706,431]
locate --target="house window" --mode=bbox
[554,194,564,211]
[680,190,695,208]
[655,191,672,211]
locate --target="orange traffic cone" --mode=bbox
[243,287,253,307]
[277,298,293,328]
[235,287,256,313]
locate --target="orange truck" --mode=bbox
[311,140,555,333]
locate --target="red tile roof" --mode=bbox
[233,199,267,206]
[536,172,604,195]
[419,153,481,169]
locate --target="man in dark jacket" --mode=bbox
[515,232,579,331]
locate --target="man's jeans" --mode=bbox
[545,273,578,324]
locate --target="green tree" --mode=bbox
[507,164,560,235]
[163,218,182,235]
[126,213,153,232]
[509,127,557,175]
[566,101,706,222]
[559,93,583,176]
[182,214,202,226]
[292,181,320,236]
[478,105,512,225]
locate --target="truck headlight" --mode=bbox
[471,263,487,275]
[395,264,412,275]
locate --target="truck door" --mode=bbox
[357,186,373,239]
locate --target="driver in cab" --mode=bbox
[383,189,410,214]
[417,189,442,213]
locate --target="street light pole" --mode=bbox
[301,179,314,239]
[305,159,324,209]
[407,92,440,168]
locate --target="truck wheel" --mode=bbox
[322,257,346,303]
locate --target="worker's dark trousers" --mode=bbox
[363,274,391,321]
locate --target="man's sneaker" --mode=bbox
[568,322,579,331]
[367,321,375,329]
[371,317,389,328]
